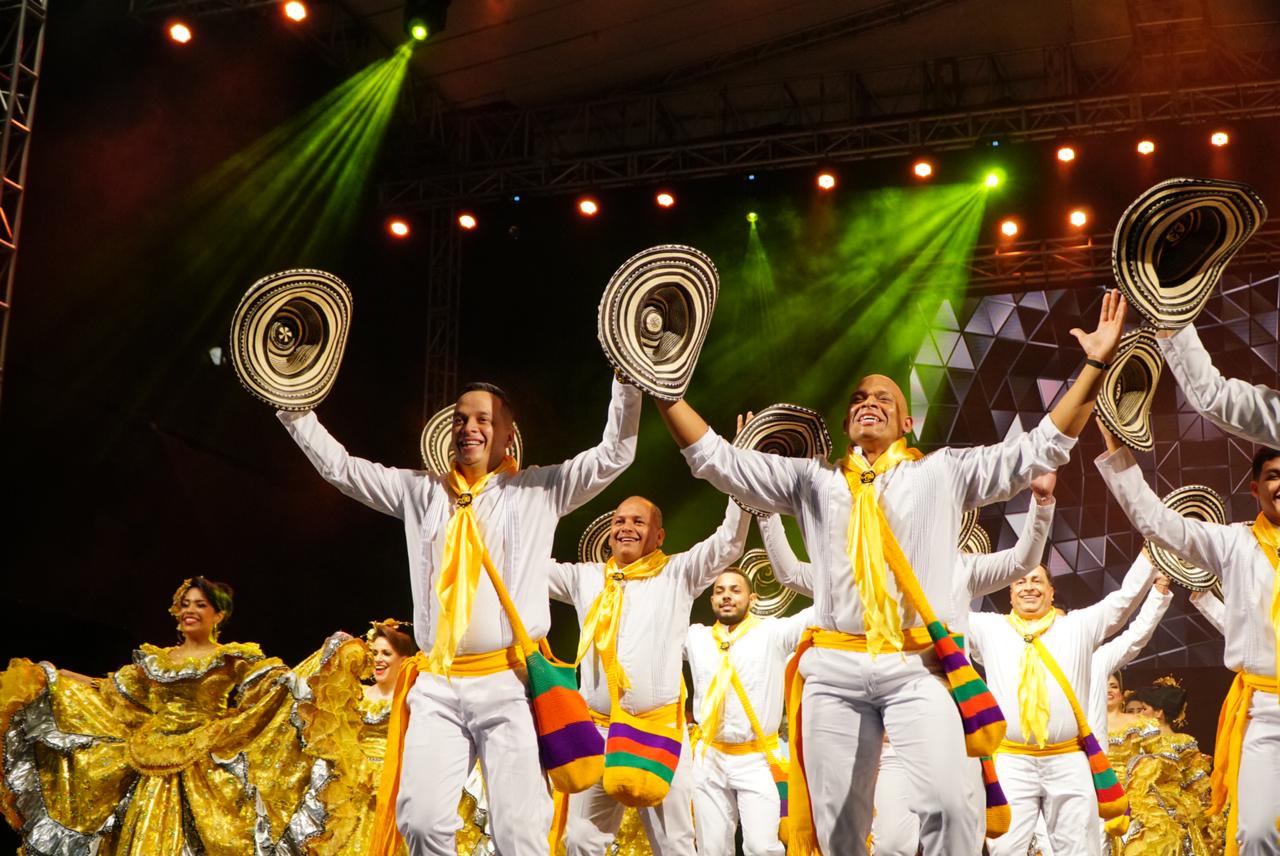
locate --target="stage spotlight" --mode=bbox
[1056,146,1076,163]
[283,1,307,21]
[387,218,410,238]
[1137,139,1156,155]
[999,218,1019,238]
[405,0,451,41]
[984,171,1002,188]
[913,160,933,179]
[655,191,675,208]
[746,212,759,224]
[512,194,522,203]
[816,171,837,191]
[577,197,599,217]
[1068,209,1088,228]
[1210,130,1229,147]
[458,213,477,230]
[747,174,757,182]
[168,21,193,43]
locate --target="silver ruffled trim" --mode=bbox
[4,684,133,856]
[134,646,264,684]
[362,704,391,726]
[275,758,333,856]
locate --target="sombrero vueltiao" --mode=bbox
[1144,484,1225,593]
[740,548,798,618]
[958,508,992,555]
[578,511,614,565]
[730,404,833,517]
[597,245,718,401]
[1096,327,1163,453]
[1113,177,1267,329]
[420,405,524,476]
[230,269,352,411]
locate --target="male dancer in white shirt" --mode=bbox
[761,473,1056,856]
[549,496,749,856]
[651,292,1128,854]
[280,378,640,856]
[686,564,815,856]
[1097,420,1280,855]
[967,555,1159,856]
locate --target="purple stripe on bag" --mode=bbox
[539,720,606,770]
[940,650,969,671]
[962,706,1006,733]
[608,721,682,756]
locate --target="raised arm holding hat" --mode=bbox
[647,292,1125,856]
[548,497,749,856]
[1095,420,1280,856]
[278,377,641,856]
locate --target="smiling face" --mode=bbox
[609,496,665,566]
[1126,698,1159,721]
[369,636,406,691]
[711,570,756,627]
[176,586,224,644]
[1009,566,1055,620]
[844,375,913,452]
[1106,675,1123,711]
[1251,454,1280,526]
[452,390,515,475]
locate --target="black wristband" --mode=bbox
[1085,357,1109,371]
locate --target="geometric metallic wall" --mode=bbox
[910,271,1280,671]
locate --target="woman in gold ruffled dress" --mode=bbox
[1106,672,1160,791]
[1118,680,1224,856]
[0,576,353,856]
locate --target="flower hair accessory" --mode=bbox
[365,618,413,644]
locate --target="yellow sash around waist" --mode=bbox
[590,699,682,729]
[706,732,781,756]
[1210,671,1279,856]
[998,737,1078,757]
[810,626,934,654]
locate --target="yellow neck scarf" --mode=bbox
[696,614,762,749]
[1007,610,1059,748]
[1249,512,1280,695]
[840,437,924,655]
[425,455,518,673]
[575,549,669,692]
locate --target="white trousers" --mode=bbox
[870,746,920,856]
[566,724,696,856]
[986,752,1097,856]
[691,745,784,856]
[798,647,983,856]
[396,670,552,856]
[1236,690,1280,855]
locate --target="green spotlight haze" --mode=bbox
[603,181,987,569]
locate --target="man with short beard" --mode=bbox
[1096,424,1280,856]
[650,293,1127,855]
[549,495,749,856]
[684,566,815,856]
[966,554,1161,856]
[278,377,641,856]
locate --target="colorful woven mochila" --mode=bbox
[600,649,686,808]
[480,545,604,794]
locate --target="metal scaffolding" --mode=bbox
[0,0,46,409]
[421,206,461,417]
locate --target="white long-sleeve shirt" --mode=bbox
[548,500,749,716]
[758,498,1057,636]
[968,550,1156,745]
[680,418,1074,635]
[1087,562,1173,739]
[280,379,641,656]
[1096,446,1277,677]
[1191,590,1227,634]
[685,607,815,744]
[1159,323,1280,447]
